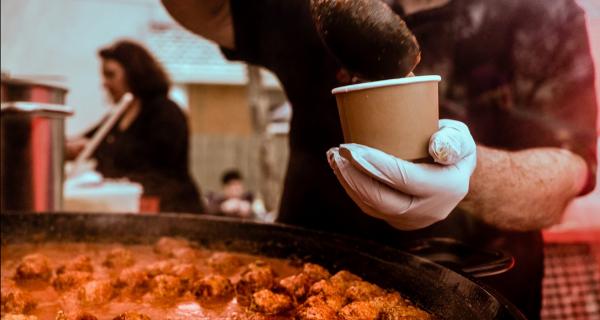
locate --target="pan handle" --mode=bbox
[405,237,515,278]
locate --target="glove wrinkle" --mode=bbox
[340,144,403,188]
[329,147,413,220]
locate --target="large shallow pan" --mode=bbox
[1,212,525,319]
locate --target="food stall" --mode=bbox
[0,74,523,320]
[2,0,600,319]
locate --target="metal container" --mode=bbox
[0,75,68,104]
[1,77,72,212]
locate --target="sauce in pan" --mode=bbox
[1,238,431,319]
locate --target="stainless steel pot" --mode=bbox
[1,76,72,212]
[0,75,68,104]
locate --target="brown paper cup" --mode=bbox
[332,75,441,160]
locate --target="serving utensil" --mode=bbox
[69,93,133,178]
[311,0,421,80]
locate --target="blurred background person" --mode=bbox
[66,39,203,213]
[206,169,266,219]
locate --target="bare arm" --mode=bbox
[161,0,234,49]
[459,145,589,231]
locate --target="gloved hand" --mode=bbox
[327,119,477,230]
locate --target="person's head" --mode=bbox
[98,40,170,103]
[221,169,245,199]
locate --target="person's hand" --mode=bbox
[327,119,477,230]
[65,137,89,160]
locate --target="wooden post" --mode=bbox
[247,65,280,213]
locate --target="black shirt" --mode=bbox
[221,0,597,318]
[89,95,203,213]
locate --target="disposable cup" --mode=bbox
[332,75,441,160]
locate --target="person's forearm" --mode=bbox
[458,145,588,231]
[161,0,234,48]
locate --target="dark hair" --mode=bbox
[222,169,243,185]
[99,39,170,99]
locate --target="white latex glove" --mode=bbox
[327,119,477,230]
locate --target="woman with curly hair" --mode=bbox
[69,39,203,213]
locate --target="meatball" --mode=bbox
[378,305,432,320]
[153,237,190,256]
[338,300,379,320]
[112,312,151,320]
[151,274,183,299]
[1,287,36,314]
[192,275,234,301]
[308,280,344,298]
[279,263,331,301]
[78,280,114,305]
[303,293,345,312]
[52,271,92,291]
[56,255,94,274]
[235,262,276,306]
[340,292,425,320]
[278,273,310,301]
[145,260,175,277]
[171,263,198,285]
[307,271,363,301]
[345,281,385,302]
[329,271,362,290]
[249,289,293,315]
[233,314,282,320]
[14,253,52,281]
[55,310,98,320]
[115,267,149,295]
[207,252,244,275]
[102,248,135,269]
[369,292,407,310]
[171,247,197,261]
[144,260,197,289]
[302,263,331,282]
[296,296,339,320]
[1,315,38,320]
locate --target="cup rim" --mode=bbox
[331,75,441,95]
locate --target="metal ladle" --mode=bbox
[69,93,134,178]
[311,0,421,80]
